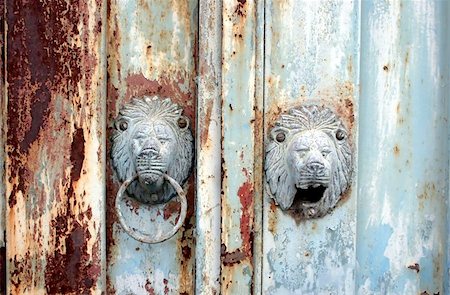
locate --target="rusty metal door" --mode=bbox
[0,0,449,294]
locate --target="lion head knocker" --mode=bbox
[265,105,352,219]
[111,96,193,243]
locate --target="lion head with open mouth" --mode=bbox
[265,105,352,218]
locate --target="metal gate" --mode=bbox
[0,0,448,294]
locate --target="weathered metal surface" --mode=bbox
[221,1,259,293]
[196,1,222,294]
[0,0,5,293]
[5,0,107,293]
[106,0,197,293]
[262,0,360,293]
[356,1,449,294]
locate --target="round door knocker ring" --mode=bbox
[115,174,187,244]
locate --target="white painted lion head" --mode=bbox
[111,96,193,204]
[265,105,352,218]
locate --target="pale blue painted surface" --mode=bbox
[357,1,449,294]
[262,1,360,294]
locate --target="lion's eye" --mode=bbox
[275,132,286,143]
[178,118,188,129]
[336,129,346,141]
[115,119,128,131]
[321,150,331,157]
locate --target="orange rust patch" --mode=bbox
[237,168,254,257]
[200,99,214,146]
[268,200,278,234]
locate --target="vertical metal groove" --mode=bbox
[252,0,265,294]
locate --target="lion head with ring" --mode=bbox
[110,96,193,244]
[111,96,193,205]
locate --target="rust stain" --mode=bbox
[268,200,278,234]
[234,0,247,17]
[238,168,254,257]
[407,263,420,273]
[417,182,436,201]
[222,168,254,267]
[221,243,246,266]
[45,218,102,294]
[200,99,214,146]
[145,279,156,295]
[163,200,182,221]
[124,73,195,122]
[70,128,86,182]
[393,145,400,156]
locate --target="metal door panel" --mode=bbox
[4,0,107,293]
[0,0,448,294]
[262,1,360,294]
[356,1,449,294]
[106,1,197,293]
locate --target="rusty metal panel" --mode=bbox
[106,1,198,293]
[196,1,222,294]
[0,0,5,293]
[262,1,360,293]
[5,0,107,293]
[220,1,262,293]
[356,1,449,294]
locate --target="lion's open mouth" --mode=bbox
[295,184,327,204]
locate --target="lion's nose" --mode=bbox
[307,162,325,175]
[133,137,161,156]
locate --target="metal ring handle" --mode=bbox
[115,174,187,244]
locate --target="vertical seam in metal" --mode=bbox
[100,0,108,291]
[252,0,265,293]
